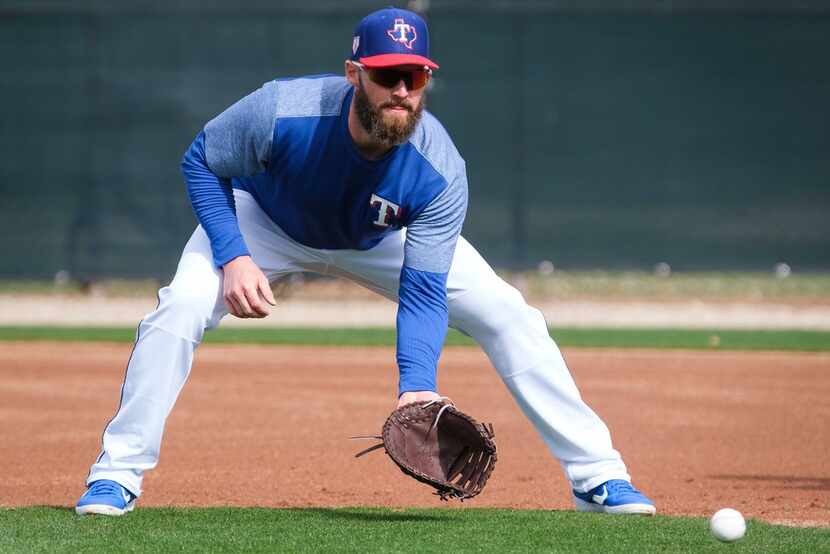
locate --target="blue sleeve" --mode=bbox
[181,131,250,267]
[395,172,468,395]
[396,266,449,395]
[403,172,467,272]
[180,81,279,267]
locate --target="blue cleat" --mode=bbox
[75,479,137,516]
[573,479,656,515]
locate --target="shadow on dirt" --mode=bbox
[708,475,830,491]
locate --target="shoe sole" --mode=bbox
[574,497,656,515]
[75,500,135,516]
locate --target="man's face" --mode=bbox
[347,62,427,147]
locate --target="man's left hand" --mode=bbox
[397,390,441,408]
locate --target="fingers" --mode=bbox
[221,257,275,319]
[243,284,270,317]
[259,277,277,306]
[224,286,253,318]
[225,284,271,318]
[223,293,245,318]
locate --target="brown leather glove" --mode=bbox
[355,399,497,500]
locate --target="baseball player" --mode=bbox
[76,7,655,516]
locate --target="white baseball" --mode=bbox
[709,508,746,542]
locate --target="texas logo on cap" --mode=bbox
[387,18,417,49]
[350,7,439,69]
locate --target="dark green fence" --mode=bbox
[2,2,828,279]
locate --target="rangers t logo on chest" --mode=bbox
[370,193,401,227]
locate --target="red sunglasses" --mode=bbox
[352,62,431,91]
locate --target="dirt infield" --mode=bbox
[1,342,827,526]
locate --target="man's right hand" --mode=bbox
[221,255,276,318]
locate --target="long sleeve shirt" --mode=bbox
[181,75,468,395]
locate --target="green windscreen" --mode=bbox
[1,4,828,278]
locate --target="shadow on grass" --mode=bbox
[295,507,449,523]
[0,506,74,513]
[0,506,450,523]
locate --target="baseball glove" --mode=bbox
[353,398,497,500]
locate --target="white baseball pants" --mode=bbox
[87,190,629,496]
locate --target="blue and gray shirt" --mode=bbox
[181,75,468,395]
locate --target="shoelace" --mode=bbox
[88,481,126,498]
[603,480,637,495]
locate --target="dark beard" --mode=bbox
[354,78,424,147]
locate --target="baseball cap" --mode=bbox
[350,7,439,70]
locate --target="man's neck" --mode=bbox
[348,96,393,161]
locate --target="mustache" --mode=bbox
[380,101,414,112]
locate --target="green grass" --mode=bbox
[0,279,162,297]
[4,271,830,301]
[0,507,826,554]
[522,270,830,301]
[0,507,830,554]
[0,326,828,352]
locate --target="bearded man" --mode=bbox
[76,7,655,517]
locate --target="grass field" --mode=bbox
[1,325,828,351]
[2,322,828,552]
[522,270,830,301]
[4,271,830,301]
[1,507,827,553]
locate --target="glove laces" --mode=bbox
[349,397,455,457]
[423,397,455,432]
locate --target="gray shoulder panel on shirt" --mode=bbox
[407,110,466,188]
[204,80,279,178]
[404,112,469,274]
[274,75,351,118]
[204,76,350,178]
[404,174,468,274]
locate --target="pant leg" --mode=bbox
[330,232,629,492]
[87,190,322,496]
[86,227,227,495]
[444,239,629,492]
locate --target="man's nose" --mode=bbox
[391,80,409,98]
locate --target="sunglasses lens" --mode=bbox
[411,71,429,90]
[368,68,429,90]
[371,69,404,88]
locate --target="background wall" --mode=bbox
[2,1,828,279]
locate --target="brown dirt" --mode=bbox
[0,342,828,526]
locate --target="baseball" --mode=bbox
[709,508,746,542]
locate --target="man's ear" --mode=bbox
[345,60,359,86]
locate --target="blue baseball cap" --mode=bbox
[350,7,439,70]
